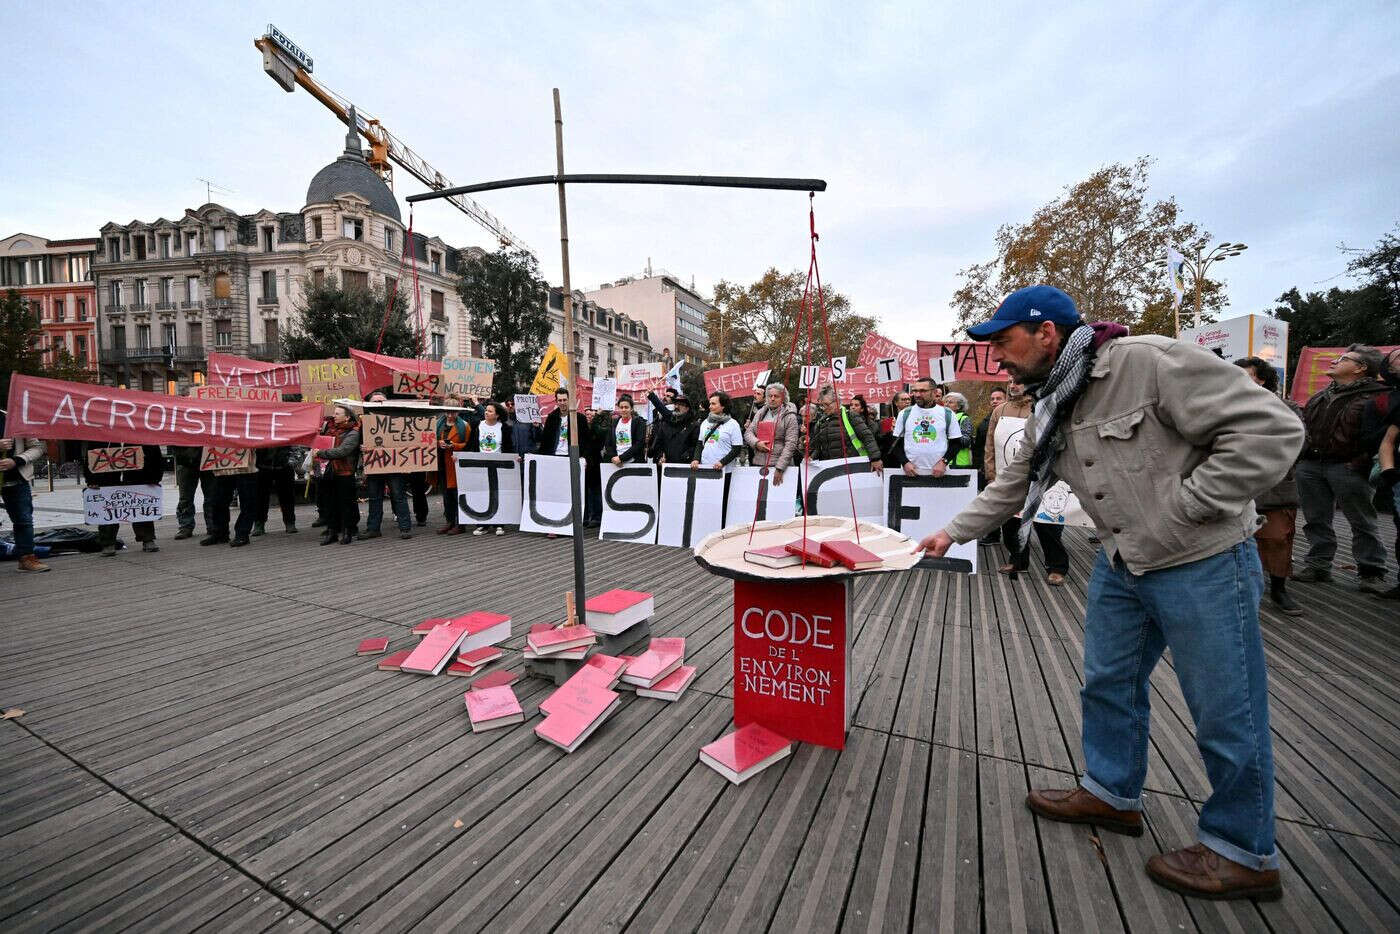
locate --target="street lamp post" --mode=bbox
[1160,240,1248,334]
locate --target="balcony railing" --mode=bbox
[129,303,151,313]
[105,304,128,315]
[247,343,282,361]
[180,300,203,310]
[257,296,279,306]
[155,301,176,311]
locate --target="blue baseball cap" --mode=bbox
[966,285,1081,338]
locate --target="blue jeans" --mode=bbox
[1080,541,1277,870]
[2,480,35,557]
[366,474,411,532]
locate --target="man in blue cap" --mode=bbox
[920,284,1304,900]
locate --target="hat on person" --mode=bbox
[966,285,1082,338]
[673,395,691,407]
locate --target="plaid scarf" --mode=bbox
[1016,324,1096,548]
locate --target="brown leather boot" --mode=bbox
[1026,786,1143,836]
[1146,844,1281,900]
[17,554,50,573]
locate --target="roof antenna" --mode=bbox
[197,177,236,204]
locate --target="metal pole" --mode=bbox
[406,173,826,203]
[1194,246,1204,330]
[553,88,588,629]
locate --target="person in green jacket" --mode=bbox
[943,392,973,468]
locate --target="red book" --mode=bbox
[446,659,488,677]
[819,539,883,570]
[413,617,450,636]
[613,655,638,690]
[583,653,628,688]
[471,669,519,691]
[459,646,503,666]
[356,637,390,656]
[445,611,512,651]
[744,542,801,569]
[529,623,555,635]
[527,625,597,656]
[534,682,620,753]
[620,648,683,688]
[649,637,685,657]
[754,420,776,447]
[636,664,697,701]
[400,623,471,675]
[783,538,836,568]
[540,664,620,716]
[523,644,589,661]
[584,589,654,635]
[699,723,793,784]
[377,649,413,671]
[464,685,524,732]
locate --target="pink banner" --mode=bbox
[536,378,594,417]
[1290,345,1399,404]
[350,348,443,396]
[800,365,901,404]
[207,352,301,393]
[6,374,323,447]
[915,340,1008,382]
[703,361,771,397]
[857,332,919,372]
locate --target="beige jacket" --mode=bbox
[944,335,1306,573]
[1,437,47,484]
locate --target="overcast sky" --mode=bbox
[3,1,1396,346]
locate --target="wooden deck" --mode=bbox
[2,508,1397,932]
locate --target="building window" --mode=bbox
[213,272,231,299]
[77,298,87,320]
[431,289,444,320]
[262,227,275,252]
[134,279,147,305]
[159,233,171,258]
[431,333,446,356]
[69,254,91,281]
[261,269,277,302]
[471,339,483,357]
[344,270,369,292]
[265,318,279,347]
[312,268,325,288]
[215,320,232,347]
[160,277,174,304]
[162,323,177,351]
[76,335,88,363]
[109,280,123,305]
[384,227,394,252]
[111,326,126,351]
[134,236,148,261]
[107,236,121,260]
[137,324,151,349]
[187,322,203,349]
[343,218,364,241]
[186,276,200,302]
[311,216,322,239]
[186,231,198,255]
[54,299,65,322]
[213,227,227,251]
[588,337,596,358]
[430,251,441,274]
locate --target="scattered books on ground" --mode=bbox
[582,653,628,689]
[534,680,621,753]
[413,617,450,636]
[621,637,684,688]
[584,589,654,635]
[699,723,793,784]
[446,645,504,676]
[464,685,524,732]
[636,664,696,702]
[449,611,512,653]
[743,542,802,569]
[356,637,390,656]
[613,655,638,690]
[471,669,519,691]
[377,649,413,672]
[539,659,627,717]
[523,645,589,661]
[526,624,597,657]
[401,623,473,675]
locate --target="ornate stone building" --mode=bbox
[546,287,658,383]
[95,125,478,389]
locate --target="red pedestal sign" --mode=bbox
[732,577,852,749]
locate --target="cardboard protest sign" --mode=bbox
[857,331,919,372]
[591,377,618,412]
[360,411,438,475]
[724,465,797,526]
[928,355,957,385]
[6,374,322,448]
[530,343,569,395]
[519,454,586,535]
[391,371,442,397]
[733,577,851,749]
[86,445,144,475]
[207,352,301,394]
[882,469,979,572]
[453,452,522,526]
[657,464,726,548]
[599,462,659,543]
[440,356,497,399]
[875,357,901,384]
[513,394,542,424]
[617,361,661,388]
[704,361,770,396]
[84,484,163,525]
[915,340,1008,382]
[299,358,359,411]
[200,445,256,475]
[803,457,884,525]
[192,384,283,402]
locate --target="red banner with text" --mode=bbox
[915,340,1008,382]
[5,374,323,448]
[206,352,301,394]
[350,348,443,397]
[703,361,771,397]
[1290,345,1399,404]
[857,331,919,373]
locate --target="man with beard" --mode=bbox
[919,285,1303,901]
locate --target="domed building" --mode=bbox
[94,124,480,391]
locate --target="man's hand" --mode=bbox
[611,456,622,466]
[772,467,784,486]
[917,530,953,556]
[0,458,15,472]
[755,440,771,453]
[931,459,947,478]
[869,459,883,476]
[903,462,917,477]
[690,460,700,470]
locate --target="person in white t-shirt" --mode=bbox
[690,391,745,470]
[606,395,648,465]
[466,401,515,535]
[892,377,964,477]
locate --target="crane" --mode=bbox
[255,26,532,256]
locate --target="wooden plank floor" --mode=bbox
[2,507,1396,932]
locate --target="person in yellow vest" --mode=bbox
[943,392,974,468]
